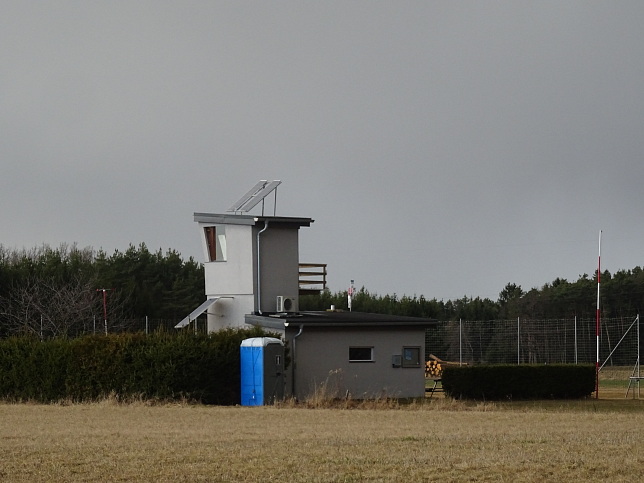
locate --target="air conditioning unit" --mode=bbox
[276,295,296,313]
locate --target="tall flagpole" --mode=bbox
[595,230,602,399]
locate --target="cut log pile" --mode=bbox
[425,354,463,378]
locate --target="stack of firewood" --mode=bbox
[425,359,442,378]
[425,354,464,378]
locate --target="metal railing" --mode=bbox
[298,263,327,295]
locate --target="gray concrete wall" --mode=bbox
[253,225,300,313]
[288,327,426,400]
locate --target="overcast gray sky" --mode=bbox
[2,1,644,301]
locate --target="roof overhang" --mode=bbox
[194,213,313,227]
[245,311,437,331]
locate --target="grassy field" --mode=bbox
[1,396,643,482]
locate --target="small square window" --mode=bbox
[402,347,421,368]
[349,347,373,362]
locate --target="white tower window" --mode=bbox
[204,226,227,261]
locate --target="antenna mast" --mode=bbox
[595,230,602,399]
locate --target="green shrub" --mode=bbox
[0,327,268,404]
[442,364,595,400]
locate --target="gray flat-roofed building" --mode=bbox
[180,188,435,401]
[246,311,436,400]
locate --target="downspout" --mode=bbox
[256,219,270,314]
[291,324,304,400]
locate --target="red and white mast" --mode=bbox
[595,230,602,399]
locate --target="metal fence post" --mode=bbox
[574,316,578,364]
[517,317,520,365]
[638,314,641,398]
[459,318,462,366]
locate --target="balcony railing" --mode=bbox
[299,263,327,295]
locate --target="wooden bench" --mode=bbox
[425,379,443,398]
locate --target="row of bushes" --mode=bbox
[0,327,267,404]
[441,364,596,400]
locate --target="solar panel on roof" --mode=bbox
[227,180,268,212]
[226,180,281,214]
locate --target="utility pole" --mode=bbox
[96,289,113,335]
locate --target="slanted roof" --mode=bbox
[245,311,436,331]
[194,213,313,227]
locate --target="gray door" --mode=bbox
[263,343,285,403]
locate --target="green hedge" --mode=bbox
[441,364,595,400]
[0,327,267,404]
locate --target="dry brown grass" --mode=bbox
[1,397,644,482]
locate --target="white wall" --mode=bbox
[199,223,255,330]
[202,223,254,296]
[206,295,255,332]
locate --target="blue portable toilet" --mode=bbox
[240,337,285,406]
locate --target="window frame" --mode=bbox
[204,225,226,262]
[348,346,374,363]
[401,346,421,368]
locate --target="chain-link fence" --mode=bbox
[3,314,211,339]
[426,316,642,397]
[88,317,201,335]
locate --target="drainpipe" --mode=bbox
[290,324,304,400]
[256,219,270,314]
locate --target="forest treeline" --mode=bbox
[0,243,204,338]
[301,270,644,321]
[1,243,642,338]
